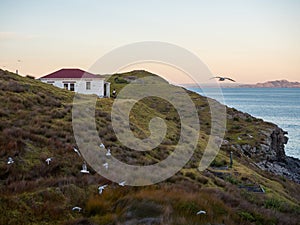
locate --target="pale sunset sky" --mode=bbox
[0,0,299,84]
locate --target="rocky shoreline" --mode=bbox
[257,127,300,183]
[230,125,300,183]
[256,156,300,183]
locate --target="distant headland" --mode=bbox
[239,80,300,88]
[182,79,300,88]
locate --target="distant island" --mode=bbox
[182,79,300,88]
[239,80,300,88]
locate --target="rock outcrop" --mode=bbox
[270,128,288,162]
[255,127,299,183]
[226,123,300,183]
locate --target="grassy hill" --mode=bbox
[0,69,299,225]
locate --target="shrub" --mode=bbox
[127,200,163,219]
[245,118,253,122]
[63,218,95,225]
[232,125,241,130]
[96,111,108,118]
[264,198,282,211]
[114,77,128,84]
[6,81,26,92]
[175,201,198,214]
[185,172,196,180]
[225,176,239,185]
[238,211,255,222]
[26,75,35,79]
[86,195,111,216]
[106,133,117,142]
[196,176,208,184]
[52,108,66,119]
[210,159,227,167]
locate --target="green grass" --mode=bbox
[0,69,299,225]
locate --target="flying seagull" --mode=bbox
[196,210,207,215]
[98,184,108,194]
[103,162,108,170]
[106,148,111,157]
[99,143,105,148]
[118,181,126,186]
[80,162,90,174]
[45,157,52,165]
[73,147,81,157]
[72,206,82,212]
[211,76,235,82]
[7,157,14,165]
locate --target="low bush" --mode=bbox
[238,211,255,222]
[264,198,282,211]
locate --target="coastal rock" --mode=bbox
[260,143,269,151]
[256,127,300,183]
[231,124,300,183]
[248,126,288,162]
[270,128,288,162]
[256,157,300,183]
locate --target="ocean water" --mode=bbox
[189,87,300,159]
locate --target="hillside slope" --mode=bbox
[0,69,299,225]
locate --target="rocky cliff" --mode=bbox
[226,119,300,183]
[256,127,300,183]
[270,128,288,162]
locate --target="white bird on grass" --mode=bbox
[80,162,90,174]
[106,148,111,156]
[99,143,105,148]
[45,157,52,165]
[103,162,108,170]
[72,206,82,212]
[98,184,108,194]
[73,147,81,157]
[7,157,14,165]
[196,210,206,215]
[118,181,126,186]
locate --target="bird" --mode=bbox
[196,210,207,215]
[98,184,108,194]
[80,162,90,174]
[103,162,108,170]
[7,157,14,165]
[210,76,235,82]
[99,143,105,148]
[118,181,126,186]
[45,157,52,165]
[73,147,81,157]
[72,206,82,212]
[106,148,111,156]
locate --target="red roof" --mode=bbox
[40,69,101,79]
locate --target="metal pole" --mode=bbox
[230,151,233,168]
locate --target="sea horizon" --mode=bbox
[188,87,300,160]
